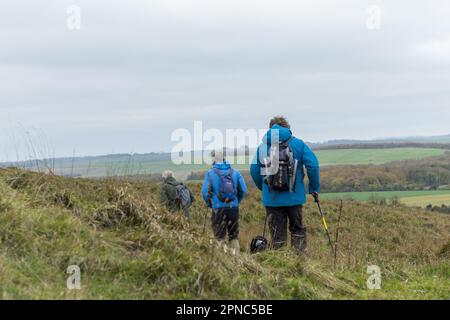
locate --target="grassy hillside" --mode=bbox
[0,168,449,299]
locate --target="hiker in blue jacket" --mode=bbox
[250,116,320,254]
[202,150,247,252]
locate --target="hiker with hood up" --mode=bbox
[250,116,320,255]
[201,150,248,253]
[160,170,194,219]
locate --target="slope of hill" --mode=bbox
[0,168,449,299]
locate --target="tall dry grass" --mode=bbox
[0,168,449,299]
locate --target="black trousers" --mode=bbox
[265,205,307,254]
[211,207,239,241]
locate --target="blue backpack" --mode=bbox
[210,168,237,203]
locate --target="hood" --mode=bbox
[164,176,178,184]
[263,124,293,144]
[213,161,231,171]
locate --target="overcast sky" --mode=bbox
[1,0,450,161]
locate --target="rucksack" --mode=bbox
[250,235,268,253]
[263,137,298,192]
[174,184,192,209]
[210,168,237,203]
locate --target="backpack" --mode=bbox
[250,235,268,253]
[174,184,192,209]
[210,168,237,203]
[263,137,298,192]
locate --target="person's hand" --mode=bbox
[312,191,319,203]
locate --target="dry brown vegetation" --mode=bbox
[0,168,449,299]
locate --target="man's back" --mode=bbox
[201,161,247,209]
[160,176,181,212]
[250,124,320,207]
[250,117,320,254]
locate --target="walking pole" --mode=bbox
[262,212,268,238]
[315,196,333,248]
[203,197,213,234]
[204,183,213,234]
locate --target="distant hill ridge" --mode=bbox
[1,134,450,178]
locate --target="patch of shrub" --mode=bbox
[425,204,450,214]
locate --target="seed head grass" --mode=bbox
[0,168,449,299]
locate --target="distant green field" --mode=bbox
[180,147,443,169]
[400,194,450,207]
[315,148,445,166]
[169,147,446,177]
[47,147,446,177]
[321,190,450,207]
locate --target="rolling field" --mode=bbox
[197,147,446,167]
[321,190,450,207]
[58,147,446,177]
[401,194,450,207]
[315,148,446,166]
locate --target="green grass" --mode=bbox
[0,168,449,299]
[315,148,446,166]
[154,148,446,173]
[45,147,447,177]
[321,190,450,207]
[401,194,450,207]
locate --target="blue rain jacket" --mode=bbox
[202,162,247,209]
[250,124,320,207]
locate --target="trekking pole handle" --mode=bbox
[312,191,319,203]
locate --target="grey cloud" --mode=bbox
[1,0,450,160]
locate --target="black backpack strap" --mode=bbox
[208,170,214,196]
[282,136,294,147]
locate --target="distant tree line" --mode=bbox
[187,154,450,193]
[319,154,450,192]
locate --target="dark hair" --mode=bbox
[269,116,290,128]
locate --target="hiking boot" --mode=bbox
[216,240,225,247]
[229,239,240,255]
